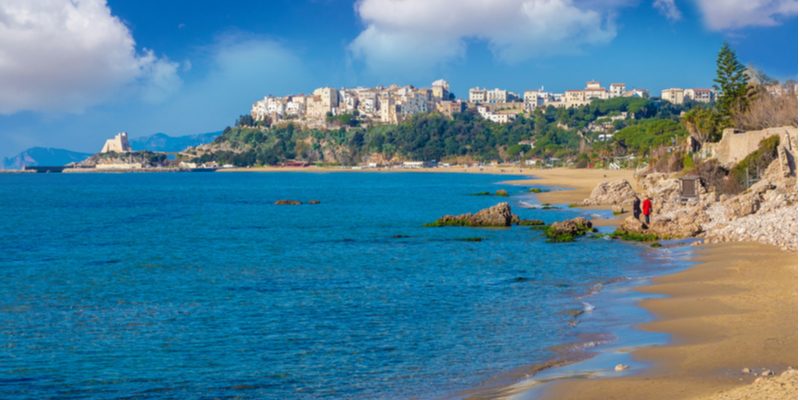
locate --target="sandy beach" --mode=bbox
[538,241,797,400]
[501,169,798,399]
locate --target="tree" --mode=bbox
[713,42,750,119]
[681,107,720,144]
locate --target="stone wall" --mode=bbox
[702,126,798,168]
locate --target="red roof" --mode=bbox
[692,89,711,92]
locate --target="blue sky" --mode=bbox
[0,0,797,157]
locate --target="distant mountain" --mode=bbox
[129,131,221,152]
[2,147,93,170]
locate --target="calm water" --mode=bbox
[0,172,688,399]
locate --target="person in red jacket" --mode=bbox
[642,196,652,224]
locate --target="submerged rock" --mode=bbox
[517,219,545,226]
[275,200,302,205]
[308,200,321,204]
[424,202,519,227]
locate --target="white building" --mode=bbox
[683,88,715,103]
[469,87,487,103]
[609,83,626,97]
[486,88,509,103]
[403,161,432,168]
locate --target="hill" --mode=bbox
[187,97,694,167]
[129,131,221,152]
[2,147,93,169]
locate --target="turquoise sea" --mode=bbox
[0,172,692,399]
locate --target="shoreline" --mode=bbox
[464,168,797,400]
[533,241,797,400]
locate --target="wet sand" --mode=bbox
[538,241,798,400]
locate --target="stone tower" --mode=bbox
[100,132,132,153]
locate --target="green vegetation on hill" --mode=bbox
[192,97,696,167]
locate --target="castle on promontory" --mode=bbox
[101,132,132,153]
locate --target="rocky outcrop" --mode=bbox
[424,203,520,227]
[550,217,592,235]
[618,216,648,234]
[275,200,302,205]
[704,178,798,251]
[723,191,761,219]
[540,217,594,242]
[582,179,636,206]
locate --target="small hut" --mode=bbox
[678,175,700,204]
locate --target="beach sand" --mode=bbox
[536,241,797,400]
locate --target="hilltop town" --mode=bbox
[249,79,720,129]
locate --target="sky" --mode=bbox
[0,0,797,157]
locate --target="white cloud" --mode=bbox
[0,0,181,114]
[653,0,683,22]
[348,0,619,78]
[693,0,797,30]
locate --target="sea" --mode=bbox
[0,172,695,399]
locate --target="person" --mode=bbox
[642,196,652,224]
[632,196,641,221]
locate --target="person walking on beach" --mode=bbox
[632,196,641,221]
[642,196,652,225]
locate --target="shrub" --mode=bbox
[729,135,780,189]
[683,153,695,170]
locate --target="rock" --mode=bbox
[743,368,751,373]
[778,145,794,177]
[543,217,594,242]
[274,200,302,205]
[582,179,637,206]
[762,370,773,376]
[754,377,763,384]
[612,205,624,214]
[723,192,761,219]
[496,189,509,197]
[619,216,647,234]
[615,364,629,371]
[511,214,520,224]
[749,179,775,195]
[308,200,321,204]
[424,203,519,227]
[517,219,545,226]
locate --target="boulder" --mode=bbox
[543,217,594,242]
[424,202,520,227]
[275,200,302,205]
[496,189,509,197]
[748,179,774,195]
[582,179,636,206]
[619,216,647,234]
[612,205,624,214]
[723,192,761,219]
[470,202,517,226]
